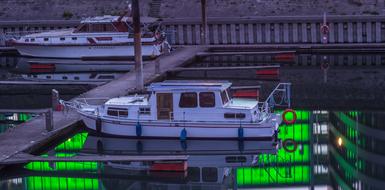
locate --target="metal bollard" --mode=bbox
[52,89,60,111]
[45,109,53,132]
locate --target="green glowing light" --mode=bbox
[27,177,99,190]
[18,113,31,122]
[278,123,309,142]
[336,113,358,140]
[259,144,310,164]
[276,110,310,122]
[237,166,310,185]
[25,161,98,171]
[55,132,89,152]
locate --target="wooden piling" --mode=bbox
[132,0,144,91]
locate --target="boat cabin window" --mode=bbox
[62,76,68,80]
[30,38,35,42]
[225,156,247,163]
[75,23,119,33]
[60,37,65,41]
[74,76,80,80]
[75,24,89,33]
[97,75,114,79]
[179,92,197,108]
[199,92,215,107]
[107,107,128,117]
[24,39,29,42]
[187,167,200,182]
[44,38,49,41]
[72,37,77,40]
[202,167,218,182]
[139,107,151,115]
[224,113,246,119]
[221,90,229,105]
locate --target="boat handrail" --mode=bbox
[260,83,291,114]
[59,97,110,110]
[169,112,174,122]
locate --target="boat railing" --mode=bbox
[60,97,110,110]
[169,112,174,122]
[259,83,291,114]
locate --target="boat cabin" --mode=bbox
[102,81,262,123]
[74,15,161,34]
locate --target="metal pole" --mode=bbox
[51,89,59,111]
[45,109,53,132]
[132,0,144,90]
[201,0,207,45]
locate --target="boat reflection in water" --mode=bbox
[3,131,279,190]
[11,57,134,84]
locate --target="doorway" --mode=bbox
[156,93,173,120]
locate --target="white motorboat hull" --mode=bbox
[81,114,281,140]
[14,44,162,59]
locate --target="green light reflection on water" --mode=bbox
[27,177,99,190]
[24,132,101,189]
[237,166,310,185]
[237,110,312,186]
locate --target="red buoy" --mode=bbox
[273,53,295,62]
[282,109,297,125]
[150,161,187,172]
[30,63,56,73]
[256,68,279,75]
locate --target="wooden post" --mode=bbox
[201,0,207,45]
[51,89,59,111]
[132,0,144,91]
[45,109,53,132]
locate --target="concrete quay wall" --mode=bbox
[2,15,385,46]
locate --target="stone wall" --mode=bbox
[0,0,151,20]
[0,0,384,20]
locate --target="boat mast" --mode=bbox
[132,0,144,90]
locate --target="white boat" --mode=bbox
[21,72,125,83]
[10,15,171,59]
[63,80,291,139]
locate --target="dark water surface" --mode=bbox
[0,53,384,189]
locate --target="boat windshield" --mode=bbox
[221,90,229,105]
[226,88,233,99]
[74,23,126,33]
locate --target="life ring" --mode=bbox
[282,109,297,125]
[282,139,297,153]
[321,62,329,70]
[321,25,329,35]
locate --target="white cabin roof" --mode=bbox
[105,95,149,106]
[148,80,232,92]
[224,98,258,109]
[25,29,74,38]
[81,15,160,24]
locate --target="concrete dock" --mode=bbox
[0,47,203,166]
